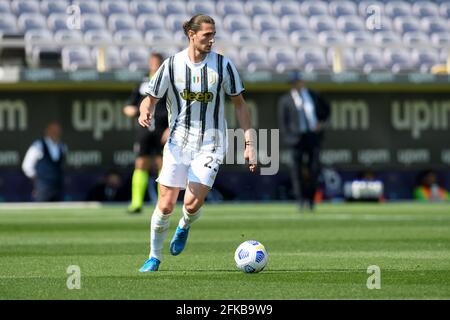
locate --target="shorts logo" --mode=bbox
[180,89,214,103]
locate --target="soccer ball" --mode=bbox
[234,240,268,273]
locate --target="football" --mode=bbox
[234,240,268,273]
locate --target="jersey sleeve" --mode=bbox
[146,59,169,99]
[222,57,245,96]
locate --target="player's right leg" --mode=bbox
[140,184,180,272]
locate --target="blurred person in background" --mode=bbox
[278,71,330,211]
[22,121,67,201]
[414,170,449,201]
[123,53,169,213]
[86,169,129,202]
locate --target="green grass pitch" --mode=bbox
[0,202,449,299]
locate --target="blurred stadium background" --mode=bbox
[0,0,449,203]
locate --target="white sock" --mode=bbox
[178,205,202,229]
[149,206,172,261]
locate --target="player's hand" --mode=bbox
[138,97,152,127]
[244,143,257,173]
[123,105,138,117]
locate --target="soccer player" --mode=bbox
[123,53,169,213]
[138,14,257,272]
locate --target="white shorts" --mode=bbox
[156,143,224,189]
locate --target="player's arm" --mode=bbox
[230,94,257,173]
[138,95,159,128]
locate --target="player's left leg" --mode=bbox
[170,182,210,256]
[170,152,221,256]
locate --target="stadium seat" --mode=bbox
[354,47,386,73]
[240,46,270,72]
[113,29,144,45]
[159,1,187,16]
[91,45,123,70]
[300,1,329,17]
[0,13,18,34]
[252,15,281,32]
[280,15,309,33]
[431,32,450,47]
[384,47,416,73]
[393,16,422,34]
[223,14,252,33]
[81,14,107,32]
[272,1,301,17]
[73,1,101,15]
[231,30,260,46]
[84,29,113,45]
[317,30,346,46]
[373,31,402,46]
[297,47,329,72]
[47,13,70,31]
[440,48,450,63]
[101,0,129,16]
[108,14,136,32]
[17,13,47,32]
[402,31,430,46]
[222,47,241,68]
[244,0,273,16]
[171,30,187,45]
[165,14,190,32]
[260,30,289,46]
[61,46,95,71]
[421,17,449,34]
[309,15,336,33]
[144,29,173,45]
[289,30,319,46]
[129,0,158,16]
[440,2,450,18]
[336,16,366,33]
[11,0,40,15]
[40,0,69,16]
[216,1,245,16]
[412,1,440,18]
[186,0,216,16]
[121,46,149,71]
[384,1,412,18]
[136,14,166,32]
[345,31,373,46]
[327,47,357,71]
[0,1,11,14]
[411,48,440,73]
[267,46,298,73]
[54,29,84,45]
[328,0,358,17]
[25,29,53,44]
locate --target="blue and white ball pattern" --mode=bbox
[234,240,268,273]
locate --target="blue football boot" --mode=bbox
[139,257,160,272]
[170,226,190,256]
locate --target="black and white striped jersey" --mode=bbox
[146,48,244,155]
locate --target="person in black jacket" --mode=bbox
[22,121,67,201]
[278,71,330,211]
[123,53,169,213]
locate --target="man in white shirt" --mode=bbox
[138,14,257,272]
[22,121,67,201]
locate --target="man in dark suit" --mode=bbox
[278,72,330,211]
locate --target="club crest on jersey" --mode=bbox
[180,89,213,103]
